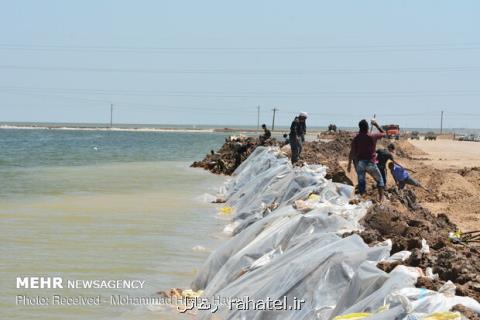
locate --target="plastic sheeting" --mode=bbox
[199,234,390,320]
[190,147,480,319]
[192,148,369,292]
[221,147,346,235]
[331,263,480,319]
[204,214,367,296]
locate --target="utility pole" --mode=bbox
[272,108,278,131]
[110,104,113,128]
[440,110,444,134]
[257,105,260,131]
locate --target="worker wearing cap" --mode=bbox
[289,112,308,164]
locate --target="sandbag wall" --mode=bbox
[192,147,480,320]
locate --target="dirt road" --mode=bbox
[394,139,480,232]
[410,140,480,169]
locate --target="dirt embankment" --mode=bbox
[191,131,356,184]
[356,194,480,302]
[193,134,480,222]
[192,133,480,307]
[191,136,278,175]
[192,134,480,232]
[299,131,355,184]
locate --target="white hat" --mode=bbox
[299,111,308,118]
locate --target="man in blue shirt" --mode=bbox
[388,162,429,191]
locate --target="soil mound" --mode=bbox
[358,198,480,302]
[300,132,354,184]
[193,135,480,231]
[407,163,480,232]
[191,131,354,184]
[191,136,278,175]
[451,305,480,320]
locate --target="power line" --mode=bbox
[1,64,479,75]
[2,88,479,121]
[447,112,480,117]
[0,89,258,115]
[1,42,480,53]
[2,86,480,98]
[2,90,480,120]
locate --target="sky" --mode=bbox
[0,0,479,128]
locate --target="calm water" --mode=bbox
[0,129,228,320]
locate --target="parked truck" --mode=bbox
[381,124,400,140]
[410,131,420,140]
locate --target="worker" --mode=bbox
[232,139,254,172]
[259,124,272,145]
[289,112,308,164]
[348,119,385,201]
[208,152,227,173]
[376,143,415,185]
[388,162,429,191]
[233,140,247,167]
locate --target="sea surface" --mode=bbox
[0,129,229,320]
[3,121,480,134]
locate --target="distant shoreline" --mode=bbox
[0,123,274,133]
[0,124,217,133]
[1,123,479,134]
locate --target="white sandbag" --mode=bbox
[190,147,480,320]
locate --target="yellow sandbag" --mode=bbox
[333,313,371,320]
[333,305,389,320]
[376,305,389,313]
[422,312,461,320]
[167,288,183,298]
[181,289,204,298]
[308,194,320,201]
[219,206,233,215]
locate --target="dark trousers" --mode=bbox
[290,136,302,164]
[378,166,387,185]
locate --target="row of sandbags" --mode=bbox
[191,147,480,319]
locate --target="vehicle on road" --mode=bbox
[382,124,400,140]
[458,134,480,142]
[410,131,420,140]
[424,132,437,140]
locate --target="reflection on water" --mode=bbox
[0,161,225,320]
